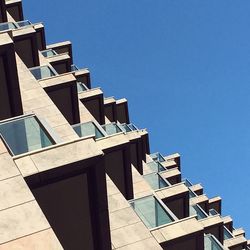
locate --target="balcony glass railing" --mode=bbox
[119,123,138,133]
[150,152,165,162]
[71,64,79,71]
[190,204,208,220]
[189,190,197,198]
[72,122,105,140]
[0,116,55,155]
[147,161,165,172]
[101,123,122,135]
[29,65,58,80]
[16,20,32,27]
[224,226,234,240]
[204,234,224,250]
[77,82,88,93]
[183,179,198,198]
[183,178,193,188]
[0,20,31,32]
[143,173,170,190]
[130,196,175,229]
[209,209,219,216]
[41,49,58,57]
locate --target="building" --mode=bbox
[0,0,249,249]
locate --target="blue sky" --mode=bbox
[24,0,250,235]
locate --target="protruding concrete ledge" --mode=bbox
[116,98,130,124]
[151,217,204,250]
[199,215,224,243]
[14,137,103,178]
[208,196,222,214]
[47,41,73,60]
[164,153,181,170]
[161,159,178,170]
[190,194,209,213]
[79,88,105,124]
[222,215,233,231]
[190,183,203,196]
[46,53,72,74]
[160,168,181,185]
[224,235,247,249]
[233,228,245,237]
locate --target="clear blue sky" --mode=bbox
[23,0,250,235]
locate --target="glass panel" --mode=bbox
[16,20,31,27]
[29,66,57,80]
[71,64,79,71]
[204,235,224,250]
[119,124,131,132]
[101,123,122,135]
[143,173,169,190]
[147,161,165,172]
[127,123,138,131]
[150,152,165,162]
[189,190,197,198]
[0,22,16,31]
[77,82,88,93]
[73,122,104,139]
[183,179,193,188]
[41,49,57,57]
[0,116,54,155]
[224,227,233,240]
[209,209,219,216]
[190,205,207,220]
[130,196,174,229]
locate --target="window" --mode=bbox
[143,173,169,190]
[73,122,105,139]
[130,196,174,229]
[0,116,55,155]
[29,66,57,80]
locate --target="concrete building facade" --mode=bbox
[0,1,249,249]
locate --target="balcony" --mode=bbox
[204,234,224,250]
[130,195,175,229]
[29,65,58,80]
[0,115,55,155]
[72,121,105,140]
